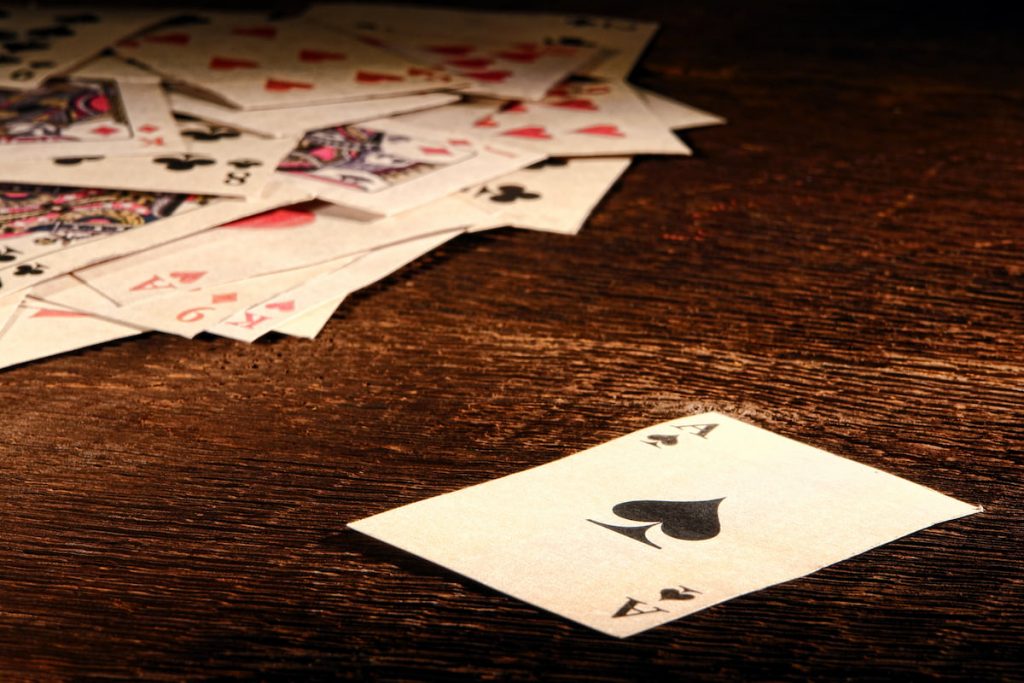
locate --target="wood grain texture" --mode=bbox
[1,1,1022,680]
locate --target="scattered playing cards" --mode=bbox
[350,413,980,638]
[0,2,725,370]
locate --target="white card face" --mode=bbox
[209,227,462,342]
[169,89,461,138]
[395,80,689,157]
[0,290,26,335]
[0,298,144,371]
[0,180,312,297]
[350,412,980,638]
[0,76,184,160]
[0,9,170,90]
[466,156,631,235]
[277,118,544,218]
[305,4,658,81]
[74,194,490,306]
[635,87,726,130]
[272,295,343,339]
[0,116,296,198]
[117,15,462,111]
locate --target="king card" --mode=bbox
[350,413,980,638]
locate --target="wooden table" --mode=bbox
[2,1,1021,679]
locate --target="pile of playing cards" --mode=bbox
[0,4,724,369]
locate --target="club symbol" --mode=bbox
[182,126,240,142]
[27,25,75,39]
[53,156,103,165]
[227,158,263,169]
[482,184,541,204]
[526,158,568,170]
[14,263,45,276]
[588,498,725,549]
[154,154,216,171]
[0,247,21,262]
[659,586,701,601]
[644,434,678,448]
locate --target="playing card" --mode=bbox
[0,180,312,297]
[272,296,343,339]
[0,115,296,198]
[117,14,463,111]
[74,195,490,306]
[0,9,171,90]
[277,118,544,218]
[168,89,461,138]
[465,157,631,235]
[305,4,658,81]
[0,289,25,335]
[0,298,145,371]
[635,87,726,130]
[0,73,184,160]
[209,227,463,342]
[394,80,689,157]
[350,412,981,638]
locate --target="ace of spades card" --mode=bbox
[0,115,297,198]
[350,412,980,638]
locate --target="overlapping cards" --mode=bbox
[0,3,725,368]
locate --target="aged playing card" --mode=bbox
[209,227,463,342]
[117,14,462,111]
[0,74,184,161]
[395,79,689,157]
[0,180,312,297]
[350,412,981,638]
[466,156,631,235]
[0,9,170,90]
[168,89,461,138]
[272,296,343,339]
[0,115,296,198]
[635,87,726,130]
[277,118,543,218]
[74,195,489,306]
[0,298,145,371]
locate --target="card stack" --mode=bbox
[0,3,724,369]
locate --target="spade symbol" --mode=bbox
[487,184,541,203]
[644,434,677,448]
[154,154,216,171]
[660,586,701,601]
[588,498,724,549]
[28,25,75,39]
[228,158,263,169]
[526,157,568,170]
[54,155,103,165]
[182,126,240,142]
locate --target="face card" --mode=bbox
[0,115,298,198]
[0,9,171,90]
[395,79,689,157]
[0,180,312,297]
[117,14,463,111]
[208,227,463,342]
[168,89,461,139]
[350,412,980,638]
[465,156,631,235]
[74,194,490,306]
[277,118,543,218]
[0,298,145,371]
[0,75,184,161]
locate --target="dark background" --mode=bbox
[1,1,1022,680]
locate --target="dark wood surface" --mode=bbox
[2,2,1022,680]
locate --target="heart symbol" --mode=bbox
[144,32,190,46]
[266,300,295,312]
[473,116,498,128]
[425,44,475,56]
[501,126,551,140]
[232,26,277,39]
[551,98,597,111]
[209,56,259,70]
[265,78,314,91]
[169,271,206,285]
[211,292,238,304]
[446,57,492,69]
[463,69,512,83]
[224,207,316,229]
[497,50,538,63]
[419,146,451,156]
[299,49,345,62]
[574,124,625,137]
[503,103,528,113]
[356,70,403,83]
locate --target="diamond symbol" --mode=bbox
[138,124,158,133]
[212,292,238,304]
[90,125,120,136]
